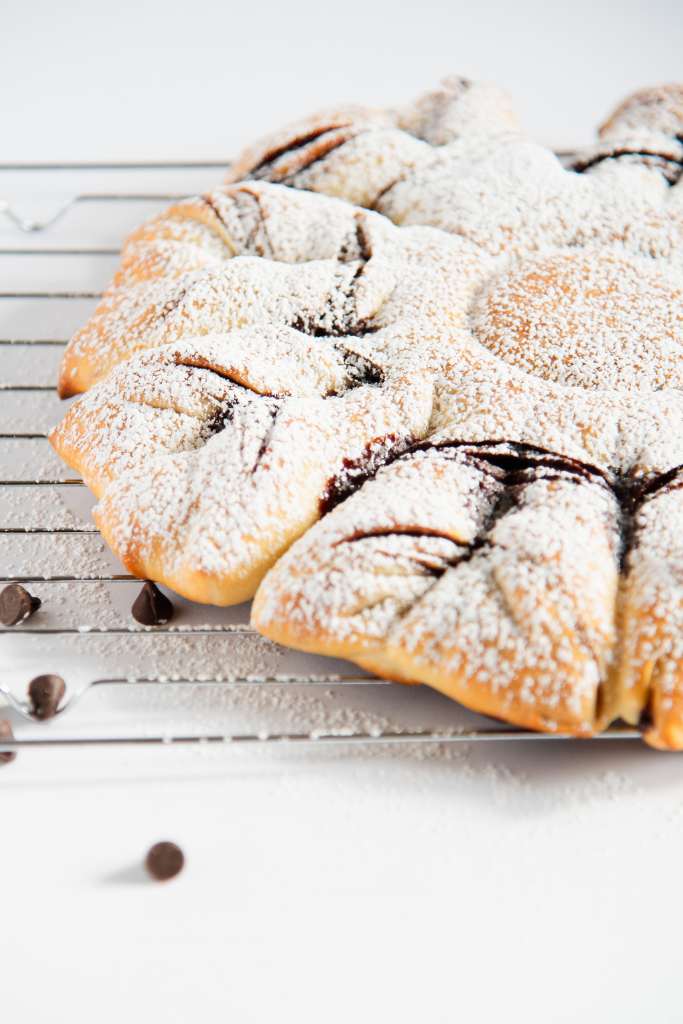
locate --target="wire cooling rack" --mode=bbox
[0,161,641,757]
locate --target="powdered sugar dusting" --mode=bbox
[53,183,483,602]
[52,80,683,747]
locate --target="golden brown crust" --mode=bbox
[58,198,238,398]
[613,484,683,749]
[252,447,620,737]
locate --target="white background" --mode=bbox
[3,0,683,157]
[3,2,683,1022]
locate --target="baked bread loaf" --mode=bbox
[51,80,683,749]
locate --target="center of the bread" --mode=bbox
[471,251,683,392]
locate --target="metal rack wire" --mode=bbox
[0,160,640,755]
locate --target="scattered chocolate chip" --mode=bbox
[28,674,66,720]
[0,719,16,765]
[145,841,185,881]
[0,584,41,626]
[132,582,174,626]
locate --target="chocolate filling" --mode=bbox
[572,148,683,185]
[290,221,382,339]
[249,126,354,181]
[453,445,644,575]
[252,402,280,473]
[203,189,273,259]
[610,465,683,572]
[610,476,642,572]
[338,220,373,265]
[321,438,683,576]
[322,439,659,587]
[205,398,238,435]
[343,525,466,545]
[370,174,407,212]
[411,443,683,577]
[179,349,385,484]
[319,433,407,515]
[289,313,379,339]
[632,462,683,503]
[342,526,476,578]
[279,132,355,184]
[249,125,346,175]
[337,348,383,388]
[202,192,232,233]
[638,694,655,733]
[410,439,609,485]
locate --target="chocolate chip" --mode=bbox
[0,720,16,765]
[28,674,66,720]
[145,841,185,881]
[131,582,174,626]
[0,584,41,626]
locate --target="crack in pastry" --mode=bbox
[334,349,384,389]
[414,439,608,483]
[286,259,375,339]
[319,433,408,515]
[288,219,385,339]
[248,125,358,181]
[276,131,361,185]
[201,190,273,258]
[572,148,683,185]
